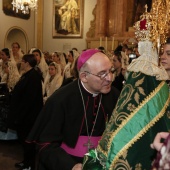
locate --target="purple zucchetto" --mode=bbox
[77,49,100,70]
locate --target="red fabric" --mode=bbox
[140,19,147,30]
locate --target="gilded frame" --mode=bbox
[53,0,84,38]
[2,0,30,20]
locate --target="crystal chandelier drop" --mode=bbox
[11,0,38,14]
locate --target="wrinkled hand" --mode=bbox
[72,163,82,170]
[150,132,169,151]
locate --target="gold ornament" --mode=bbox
[134,1,170,52]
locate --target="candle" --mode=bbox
[105,37,107,51]
[112,37,114,50]
[100,37,102,46]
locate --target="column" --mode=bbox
[96,0,107,37]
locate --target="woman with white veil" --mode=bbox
[30,48,48,81]
[63,49,79,79]
[51,51,66,75]
[3,61,20,91]
[43,62,63,103]
[0,60,20,140]
[0,48,11,82]
[10,42,23,74]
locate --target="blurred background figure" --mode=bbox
[43,62,63,103]
[31,48,48,81]
[43,51,52,65]
[98,46,106,54]
[112,51,127,92]
[11,42,23,74]
[0,60,20,140]
[51,51,66,75]
[63,49,79,79]
[2,61,20,92]
[0,48,10,82]
[0,48,20,141]
[150,40,170,169]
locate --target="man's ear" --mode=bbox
[79,72,88,83]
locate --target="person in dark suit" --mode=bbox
[8,54,43,170]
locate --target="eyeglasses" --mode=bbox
[84,68,113,80]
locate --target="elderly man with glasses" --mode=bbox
[27,49,120,170]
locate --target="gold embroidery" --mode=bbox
[113,151,146,170]
[112,159,132,170]
[98,73,146,156]
[97,80,169,170]
[135,163,143,170]
[112,151,132,170]
[82,155,88,169]
[127,103,136,112]
[109,81,169,169]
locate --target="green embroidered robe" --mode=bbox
[83,72,170,170]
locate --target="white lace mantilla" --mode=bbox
[127,41,169,80]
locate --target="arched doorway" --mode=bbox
[4,27,29,54]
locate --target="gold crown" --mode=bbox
[134,1,170,50]
[134,5,152,42]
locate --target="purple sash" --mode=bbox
[61,136,101,157]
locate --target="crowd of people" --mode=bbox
[0,36,169,170]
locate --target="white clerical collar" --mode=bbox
[81,81,99,97]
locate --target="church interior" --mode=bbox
[1,0,170,170]
[0,0,153,53]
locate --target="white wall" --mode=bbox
[43,0,97,53]
[0,2,35,53]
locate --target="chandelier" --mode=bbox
[11,0,38,14]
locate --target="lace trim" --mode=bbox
[127,41,169,80]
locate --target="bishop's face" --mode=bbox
[160,44,170,76]
[81,52,113,94]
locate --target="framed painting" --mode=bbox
[53,0,84,38]
[3,0,30,20]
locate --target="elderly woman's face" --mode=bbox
[160,44,170,71]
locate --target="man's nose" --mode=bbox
[105,72,113,81]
